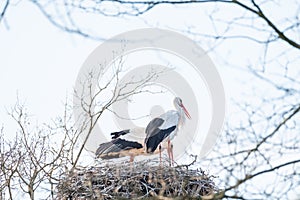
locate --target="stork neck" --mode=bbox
[175,105,185,126]
[179,108,186,123]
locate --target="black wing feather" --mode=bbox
[145,118,164,136]
[145,125,176,153]
[111,129,130,139]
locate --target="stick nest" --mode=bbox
[56,158,218,199]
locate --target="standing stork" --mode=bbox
[144,97,191,165]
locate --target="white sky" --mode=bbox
[0,0,274,167]
[0,1,243,136]
[1,0,298,159]
[0,2,93,129]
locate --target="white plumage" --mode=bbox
[144,97,191,165]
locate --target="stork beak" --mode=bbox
[182,104,191,119]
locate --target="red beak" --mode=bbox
[182,104,191,119]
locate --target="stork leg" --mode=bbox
[129,155,133,170]
[170,143,174,166]
[159,144,162,165]
[167,140,172,166]
[130,155,134,163]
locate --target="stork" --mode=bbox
[144,97,191,165]
[96,129,151,162]
[96,135,143,162]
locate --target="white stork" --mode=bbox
[144,97,191,165]
[96,130,143,162]
[96,129,156,162]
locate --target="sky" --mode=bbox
[0,1,240,145]
[1,0,298,167]
[0,0,249,135]
[0,2,94,129]
[0,0,276,171]
[2,6,225,168]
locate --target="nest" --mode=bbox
[56,158,218,199]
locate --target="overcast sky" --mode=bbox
[0,0,283,160]
[0,0,272,167]
[0,1,243,137]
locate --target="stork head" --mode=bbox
[174,97,191,119]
